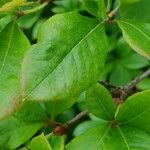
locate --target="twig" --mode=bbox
[121,69,150,99]
[53,110,89,135]
[100,69,150,101]
[107,5,120,19]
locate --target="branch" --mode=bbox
[100,69,150,101]
[121,68,150,99]
[52,110,89,135]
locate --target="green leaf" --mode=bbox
[86,83,116,120]
[122,53,149,69]
[0,15,12,32]
[0,22,30,120]
[136,78,150,90]
[30,134,52,150]
[120,0,150,22]
[81,0,106,19]
[116,89,150,134]
[48,135,66,150]
[45,98,75,119]
[0,0,11,7]
[0,102,48,149]
[22,13,108,101]
[117,19,150,60]
[73,120,105,136]
[66,124,150,150]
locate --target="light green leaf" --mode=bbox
[0,102,48,149]
[0,0,25,13]
[22,13,108,101]
[136,78,150,90]
[116,89,150,134]
[30,134,52,150]
[73,120,105,136]
[0,0,11,7]
[120,0,150,22]
[122,53,149,69]
[0,22,30,120]
[117,19,150,60]
[86,83,116,120]
[66,124,150,150]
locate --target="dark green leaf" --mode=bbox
[22,13,108,101]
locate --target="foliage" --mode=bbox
[0,0,150,149]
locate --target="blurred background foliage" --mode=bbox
[0,0,150,148]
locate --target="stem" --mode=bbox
[107,5,120,19]
[121,69,150,99]
[24,2,48,15]
[106,0,112,13]
[52,110,89,135]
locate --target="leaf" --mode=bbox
[73,120,105,136]
[0,22,30,120]
[66,124,150,150]
[30,134,53,150]
[116,89,150,134]
[122,53,149,69]
[0,102,48,149]
[0,0,11,7]
[0,15,12,32]
[81,0,106,19]
[22,13,108,101]
[121,0,141,4]
[117,19,150,60]
[48,135,66,150]
[86,83,116,120]
[120,0,150,22]
[136,78,150,90]
[0,0,25,13]
[45,97,75,119]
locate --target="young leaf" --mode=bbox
[0,22,30,120]
[86,83,116,120]
[117,19,150,60]
[116,89,150,134]
[22,13,108,101]
[30,134,53,150]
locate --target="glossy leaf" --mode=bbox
[22,13,108,101]
[66,124,150,150]
[116,89,150,134]
[0,102,48,149]
[30,134,52,150]
[117,19,150,60]
[0,22,30,120]
[86,83,116,120]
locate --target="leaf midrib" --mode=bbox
[117,126,131,150]
[24,20,105,99]
[0,22,15,74]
